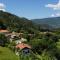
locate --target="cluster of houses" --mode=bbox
[0,29,31,56]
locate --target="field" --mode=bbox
[0,46,19,60]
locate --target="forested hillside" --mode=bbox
[0,11,39,33]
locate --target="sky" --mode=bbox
[0,0,60,19]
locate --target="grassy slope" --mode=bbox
[0,46,19,60]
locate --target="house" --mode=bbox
[7,31,20,42]
[0,29,9,34]
[0,29,11,38]
[15,38,27,45]
[15,43,31,56]
[20,38,27,42]
[19,33,23,38]
[15,40,21,44]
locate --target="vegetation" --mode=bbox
[0,11,39,33]
[27,32,60,60]
[32,17,60,28]
[1,11,60,60]
[0,34,8,47]
[0,46,18,60]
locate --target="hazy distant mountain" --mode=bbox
[32,17,60,28]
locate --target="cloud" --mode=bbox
[45,0,60,10]
[0,3,6,11]
[56,13,60,16]
[51,13,60,17]
[51,14,55,17]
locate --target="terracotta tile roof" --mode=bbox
[0,30,9,33]
[16,43,31,49]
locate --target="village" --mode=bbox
[0,29,32,56]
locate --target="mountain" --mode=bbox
[32,17,60,28]
[0,11,39,33]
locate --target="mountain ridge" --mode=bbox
[32,17,60,28]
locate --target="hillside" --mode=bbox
[0,46,18,60]
[32,17,60,28]
[0,11,39,33]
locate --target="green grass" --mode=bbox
[0,46,19,60]
[56,40,60,49]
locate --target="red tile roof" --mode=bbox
[16,43,31,49]
[0,30,9,33]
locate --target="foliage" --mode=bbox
[27,32,60,60]
[19,50,39,60]
[0,34,8,46]
[1,11,60,60]
[0,11,39,33]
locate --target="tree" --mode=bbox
[0,34,8,46]
[29,32,57,55]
